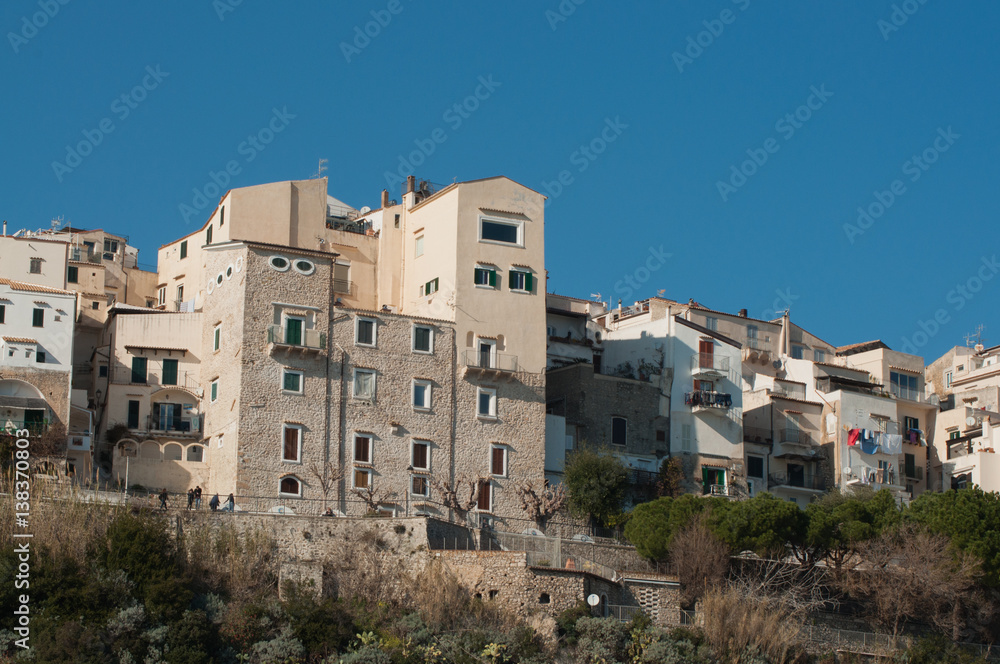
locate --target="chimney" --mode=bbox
[381,189,389,209]
[2,221,6,236]
[406,176,416,194]
[738,308,748,318]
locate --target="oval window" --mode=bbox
[207,278,215,295]
[225,265,234,279]
[293,259,315,275]
[216,273,224,285]
[235,256,244,272]
[269,256,290,271]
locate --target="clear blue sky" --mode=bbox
[2,1,998,362]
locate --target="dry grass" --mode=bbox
[184,519,278,601]
[702,586,803,664]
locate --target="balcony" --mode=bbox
[332,278,353,295]
[462,350,519,374]
[691,353,730,380]
[266,325,326,353]
[743,426,774,444]
[326,218,373,235]
[1,418,50,437]
[685,390,733,415]
[149,414,203,437]
[769,472,826,492]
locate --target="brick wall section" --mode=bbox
[620,575,681,626]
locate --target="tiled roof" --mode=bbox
[0,278,73,295]
[2,336,37,344]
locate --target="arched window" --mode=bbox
[186,445,204,462]
[163,443,183,460]
[279,476,301,497]
[140,441,161,460]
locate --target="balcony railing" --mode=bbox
[149,415,204,435]
[685,390,733,411]
[769,472,826,491]
[327,218,372,235]
[889,386,928,402]
[743,426,773,444]
[1,419,50,436]
[462,350,519,373]
[266,325,326,351]
[332,278,353,294]
[691,354,730,375]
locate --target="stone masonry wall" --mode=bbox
[3,366,71,441]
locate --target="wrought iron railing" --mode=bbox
[691,353,730,373]
[461,350,518,372]
[267,325,326,350]
[769,472,825,491]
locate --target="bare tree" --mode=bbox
[669,515,730,607]
[307,460,344,511]
[729,558,832,619]
[514,481,566,526]
[841,525,982,639]
[431,475,487,514]
[352,485,397,513]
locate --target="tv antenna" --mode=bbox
[313,158,328,179]
[965,325,987,349]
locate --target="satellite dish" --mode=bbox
[587,594,600,607]
[772,360,782,369]
[967,416,979,427]
[359,206,372,214]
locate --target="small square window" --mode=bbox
[210,379,219,402]
[354,434,372,464]
[413,325,433,353]
[414,235,424,258]
[279,476,301,497]
[92,301,100,310]
[67,266,78,283]
[413,379,432,410]
[477,387,497,418]
[814,349,826,362]
[29,258,41,274]
[282,425,302,463]
[179,240,188,259]
[508,270,533,292]
[411,475,429,497]
[98,365,108,378]
[283,370,303,393]
[411,440,430,470]
[747,456,764,479]
[32,309,44,327]
[35,351,46,364]
[422,278,439,296]
[356,317,376,346]
[354,468,372,490]
[490,446,507,476]
[353,369,376,400]
[474,266,497,288]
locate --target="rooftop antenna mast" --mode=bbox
[314,158,328,179]
[965,324,987,349]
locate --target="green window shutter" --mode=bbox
[508,271,516,289]
[180,241,188,259]
[67,266,78,283]
[162,359,178,385]
[702,467,711,495]
[525,273,534,292]
[131,357,147,384]
[488,270,496,287]
[127,400,140,429]
[434,278,439,291]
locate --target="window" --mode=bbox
[814,349,826,362]
[746,325,759,349]
[213,324,221,352]
[93,301,101,310]
[903,416,919,431]
[356,317,376,346]
[539,593,551,605]
[705,316,718,331]
[293,259,315,275]
[791,346,805,360]
[0,305,4,323]
[67,266,78,283]
[490,445,507,476]
[747,455,764,479]
[474,266,497,288]
[206,225,213,245]
[32,309,44,327]
[480,218,522,245]
[282,425,302,463]
[353,468,372,490]
[210,379,218,402]
[904,453,916,478]
[422,278,439,296]
[681,423,692,452]
[656,429,666,442]
[949,430,960,440]
[477,338,497,369]
[477,387,497,418]
[279,476,301,496]
[162,359,178,385]
[945,371,953,387]
[412,325,433,353]
[219,206,225,227]
[477,480,492,511]
[29,258,41,274]
[127,400,140,429]
[176,285,184,304]
[413,379,432,410]
[187,445,204,462]
[611,417,627,446]
[411,475,429,497]
[353,369,376,400]
[890,371,919,401]
[104,239,118,254]
[35,351,45,364]
[98,365,108,378]
[179,240,188,259]
[282,370,303,393]
[354,434,372,463]
[414,235,424,257]
[158,287,166,306]
[508,269,533,292]
[284,317,303,345]
[411,440,430,470]
[131,357,147,384]
[269,256,290,271]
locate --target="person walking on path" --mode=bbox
[223,493,234,512]
[194,486,202,510]
[187,488,195,510]
[209,494,220,512]
[159,488,168,510]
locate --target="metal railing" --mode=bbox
[149,415,203,435]
[461,350,519,372]
[743,426,773,444]
[1,419,50,436]
[684,390,733,409]
[605,604,645,622]
[266,325,326,350]
[691,353,730,373]
[332,278,352,294]
[769,472,825,491]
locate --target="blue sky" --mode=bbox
[2,1,998,362]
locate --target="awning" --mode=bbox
[0,396,50,410]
